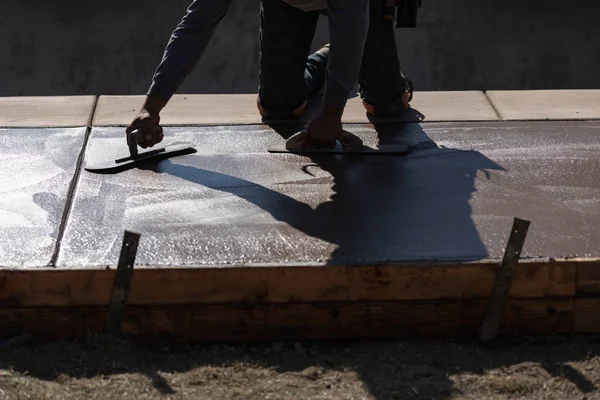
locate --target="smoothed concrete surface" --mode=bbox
[92,92,498,126]
[0,96,97,127]
[487,90,600,120]
[57,122,600,267]
[0,127,87,267]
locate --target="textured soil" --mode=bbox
[1,335,600,400]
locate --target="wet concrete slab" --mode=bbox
[0,127,87,267]
[57,122,600,267]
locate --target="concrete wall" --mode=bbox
[1,0,599,96]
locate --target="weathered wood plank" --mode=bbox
[574,298,600,333]
[0,299,573,341]
[576,261,600,296]
[0,263,576,308]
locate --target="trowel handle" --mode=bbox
[127,128,140,157]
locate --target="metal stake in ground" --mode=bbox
[479,218,531,343]
[106,230,140,335]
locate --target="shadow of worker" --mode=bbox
[149,122,505,265]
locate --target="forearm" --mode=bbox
[323,0,369,110]
[146,0,232,106]
[140,96,166,115]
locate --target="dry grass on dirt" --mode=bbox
[1,335,600,400]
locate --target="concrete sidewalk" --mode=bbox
[2,90,600,128]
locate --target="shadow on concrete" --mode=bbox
[143,122,503,264]
[0,335,598,399]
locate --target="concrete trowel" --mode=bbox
[84,129,196,174]
[268,130,409,155]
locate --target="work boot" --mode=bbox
[316,43,330,55]
[363,78,414,120]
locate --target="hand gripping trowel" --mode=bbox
[268,130,409,155]
[84,130,196,174]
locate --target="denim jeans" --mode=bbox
[258,0,326,118]
[358,0,411,114]
[258,0,409,118]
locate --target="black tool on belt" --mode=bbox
[384,0,422,28]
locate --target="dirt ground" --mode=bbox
[1,334,600,400]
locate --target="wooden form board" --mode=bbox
[1,260,598,341]
[575,299,600,333]
[577,263,600,296]
[0,262,577,308]
[573,262,600,333]
[0,299,572,341]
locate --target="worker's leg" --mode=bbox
[257,0,320,119]
[304,44,329,100]
[357,0,412,118]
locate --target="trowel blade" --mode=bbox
[84,143,197,173]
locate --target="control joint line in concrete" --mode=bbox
[484,91,503,121]
[86,96,99,128]
[48,126,92,267]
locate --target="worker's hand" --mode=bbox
[304,107,344,148]
[125,109,164,156]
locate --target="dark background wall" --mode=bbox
[1,0,599,96]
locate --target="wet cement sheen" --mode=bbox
[57,122,600,267]
[0,128,86,268]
